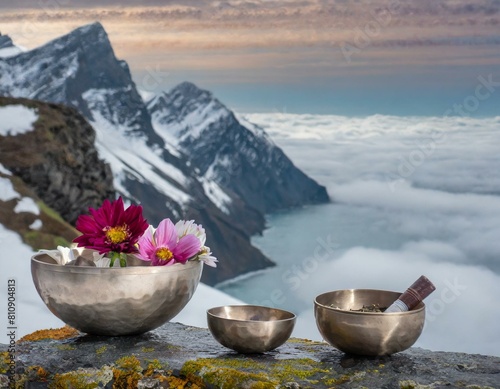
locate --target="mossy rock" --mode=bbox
[3,323,500,388]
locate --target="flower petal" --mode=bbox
[73,197,148,254]
[173,234,201,263]
[199,254,218,267]
[175,220,194,237]
[75,214,99,235]
[155,219,178,248]
[137,227,156,261]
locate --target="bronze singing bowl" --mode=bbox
[314,289,425,356]
[207,305,296,353]
[31,252,203,336]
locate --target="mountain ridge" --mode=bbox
[148,81,329,214]
[0,22,329,285]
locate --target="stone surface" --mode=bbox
[1,323,499,388]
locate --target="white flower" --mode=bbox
[38,245,106,266]
[174,220,217,266]
[38,245,76,265]
[175,220,206,246]
[197,246,218,268]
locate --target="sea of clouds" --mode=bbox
[240,113,500,357]
[243,113,500,272]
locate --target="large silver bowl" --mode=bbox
[314,289,425,356]
[207,305,296,353]
[31,252,203,336]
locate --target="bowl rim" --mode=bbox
[31,252,202,275]
[207,304,297,323]
[314,288,425,315]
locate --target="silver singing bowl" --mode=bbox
[207,305,296,353]
[314,289,425,356]
[31,253,203,336]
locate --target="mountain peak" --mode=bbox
[148,81,231,131]
[77,21,106,35]
[0,22,162,145]
[58,21,110,53]
[27,21,109,56]
[175,81,200,91]
[0,34,22,58]
[0,33,14,49]
[170,81,216,104]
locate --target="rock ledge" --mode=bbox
[1,323,499,388]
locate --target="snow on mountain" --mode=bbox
[0,104,38,136]
[148,82,232,145]
[0,23,277,285]
[89,108,192,213]
[148,82,330,214]
[0,176,19,202]
[0,23,230,219]
[14,197,40,215]
[0,33,22,58]
[0,46,23,58]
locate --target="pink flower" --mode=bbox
[137,218,201,266]
[73,197,148,255]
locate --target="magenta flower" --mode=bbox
[137,218,201,266]
[73,197,148,255]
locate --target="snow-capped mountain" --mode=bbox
[0,33,22,58]
[148,82,329,213]
[0,22,328,284]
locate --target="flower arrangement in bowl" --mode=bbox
[31,197,217,336]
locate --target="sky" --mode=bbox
[1,0,499,115]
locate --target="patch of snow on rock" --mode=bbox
[29,219,43,230]
[14,197,40,215]
[0,164,12,176]
[0,105,38,136]
[0,177,20,201]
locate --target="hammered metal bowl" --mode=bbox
[31,252,203,336]
[207,305,296,353]
[314,289,425,356]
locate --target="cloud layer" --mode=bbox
[245,113,500,272]
[235,113,500,356]
[1,1,499,85]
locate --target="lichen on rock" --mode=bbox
[2,322,500,388]
[18,326,79,343]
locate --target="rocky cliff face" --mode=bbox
[0,22,329,285]
[148,82,329,214]
[0,96,115,224]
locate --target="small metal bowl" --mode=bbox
[31,252,203,336]
[207,305,296,353]
[314,289,425,356]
